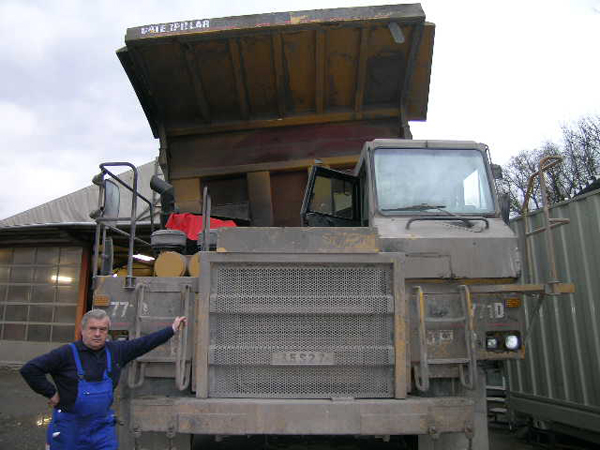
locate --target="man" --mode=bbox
[20,309,186,450]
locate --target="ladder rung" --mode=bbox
[139,316,173,321]
[136,356,177,363]
[427,358,469,365]
[425,316,466,323]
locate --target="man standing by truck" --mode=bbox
[20,309,186,450]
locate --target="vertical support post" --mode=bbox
[195,252,211,398]
[459,285,477,390]
[537,158,560,291]
[393,254,407,398]
[75,247,91,340]
[127,284,147,389]
[413,285,429,392]
[176,284,192,390]
[125,166,140,289]
[91,178,105,287]
[247,171,274,226]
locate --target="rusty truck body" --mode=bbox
[89,4,571,449]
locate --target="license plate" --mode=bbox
[271,351,335,366]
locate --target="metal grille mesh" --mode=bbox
[211,314,393,347]
[209,263,395,398]
[211,366,394,398]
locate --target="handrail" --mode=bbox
[413,286,430,392]
[521,156,570,295]
[91,162,155,289]
[458,285,477,390]
[200,186,211,251]
[175,284,192,390]
[127,284,147,389]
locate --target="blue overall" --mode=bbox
[49,344,117,450]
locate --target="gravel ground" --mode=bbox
[0,366,589,450]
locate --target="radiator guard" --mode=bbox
[195,253,407,400]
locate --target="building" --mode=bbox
[0,161,159,364]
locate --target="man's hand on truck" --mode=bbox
[172,316,187,333]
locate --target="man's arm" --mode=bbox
[114,317,187,365]
[20,346,68,400]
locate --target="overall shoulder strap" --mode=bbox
[105,345,112,374]
[68,343,85,379]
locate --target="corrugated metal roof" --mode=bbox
[0,161,161,228]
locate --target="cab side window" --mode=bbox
[301,167,360,227]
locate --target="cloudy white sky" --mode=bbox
[1,0,599,220]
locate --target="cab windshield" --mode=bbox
[373,148,495,215]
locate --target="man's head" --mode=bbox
[81,309,111,351]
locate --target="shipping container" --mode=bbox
[508,188,600,442]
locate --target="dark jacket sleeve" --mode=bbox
[113,326,175,366]
[20,345,69,398]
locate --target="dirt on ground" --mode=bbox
[0,365,592,450]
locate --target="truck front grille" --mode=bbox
[208,263,395,398]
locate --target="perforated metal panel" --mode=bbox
[208,263,395,398]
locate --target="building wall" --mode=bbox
[0,246,88,364]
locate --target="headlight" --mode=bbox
[486,337,499,350]
[505,334,520,350]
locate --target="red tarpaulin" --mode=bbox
[165,213,236,240]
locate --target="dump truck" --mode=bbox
[89,4,573,449]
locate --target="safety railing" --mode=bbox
[521,156,571,342]
[521,156,570,293]
[91,162,155,289]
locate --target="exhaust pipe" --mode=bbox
[150,175,176,228]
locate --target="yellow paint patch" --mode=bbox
[93,295,111,307]
[506,297,521,308]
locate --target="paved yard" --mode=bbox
[0,366,589,450]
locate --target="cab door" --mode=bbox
[301,166,360,227]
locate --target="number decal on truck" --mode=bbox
[109,301,129,317]
[271,351,335,366]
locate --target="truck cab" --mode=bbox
[303,139,520,281]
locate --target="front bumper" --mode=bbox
[131,396,474,435]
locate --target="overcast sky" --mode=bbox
[1,0,599,220]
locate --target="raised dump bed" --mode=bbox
[117,4,434,138]
[116,4,435,226]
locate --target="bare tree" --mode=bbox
[500,115,600,215]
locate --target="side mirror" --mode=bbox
[102,179,120,227]
[491,164,503,180]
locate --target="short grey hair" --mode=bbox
[81,309,111,329]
